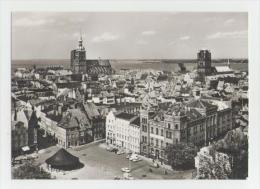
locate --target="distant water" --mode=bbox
[11,59,248,73]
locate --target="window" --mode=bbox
[151,127,154,134]
[161,140,163,147]
[175,124,178,130]
[156,128,159,135]
[166,131,168,138]
[194,126,197,134]
[142,118,147,124]
[168,123,171,129]
[161,129,164,136]
[156,139,159,147]
[168,132,172,139]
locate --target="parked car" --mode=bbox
[123,173,134,180]
[114,176,121,180]
[121,167,131,173]
[116,149,125,155]
[129,154,140,161]
[106,146,114,152]
[111,148,118,153]
[132,157,142,162]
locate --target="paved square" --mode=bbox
[30,141,193,179]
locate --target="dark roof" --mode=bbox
[130,116,140,126]
[110,103,141,109]
[83,102,100,119]
[58,109,90,129]
[187,99,217,110]
[186,109,203,121]
[115,112,136,120]
[45,148,80,169]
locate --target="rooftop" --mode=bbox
[214,66,233,73]
[130,116,140,126]
[115,112,136,121]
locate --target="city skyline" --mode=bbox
[12,12,248,60]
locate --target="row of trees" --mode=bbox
[165,128,248,179]
[12,162,51,179]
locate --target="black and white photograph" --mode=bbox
[0,0,260,188]
[10,11,249,180]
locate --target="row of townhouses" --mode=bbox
[106,98,233,163]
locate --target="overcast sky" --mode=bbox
[12,12,248,59]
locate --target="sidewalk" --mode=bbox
[72,139,106,151]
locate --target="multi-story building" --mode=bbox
[106,111,140,154]
[140,104,188,161]
[140,99,233,163]
[83,102,106,140]
[58,109,92,148]
[11,121,28,157]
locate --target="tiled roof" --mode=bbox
[214,66,233,73]
[186,109,203,121]
[110,102,141,109]
[58,109,90,129]
[187,99,217,110]
[83,102,100,119]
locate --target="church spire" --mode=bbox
[78,31,84,50]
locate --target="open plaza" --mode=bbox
[13,141,193,180]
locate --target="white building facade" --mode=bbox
[106,111,140,154]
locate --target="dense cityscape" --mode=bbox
[11,36,248,180]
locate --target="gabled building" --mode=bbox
[58,109,92,148]
[83,102,106,140]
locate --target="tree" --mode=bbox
[195,146,232,179]
[214,128,248,179]
[165,143,197,170]
[12,162,51,179]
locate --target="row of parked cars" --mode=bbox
[106,146,124,154]
[106,145,142,161]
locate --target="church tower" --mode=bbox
[71,34,87,73]
[197,49,212,82]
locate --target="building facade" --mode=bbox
[106,111,140,154]
[140,99,233,163]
